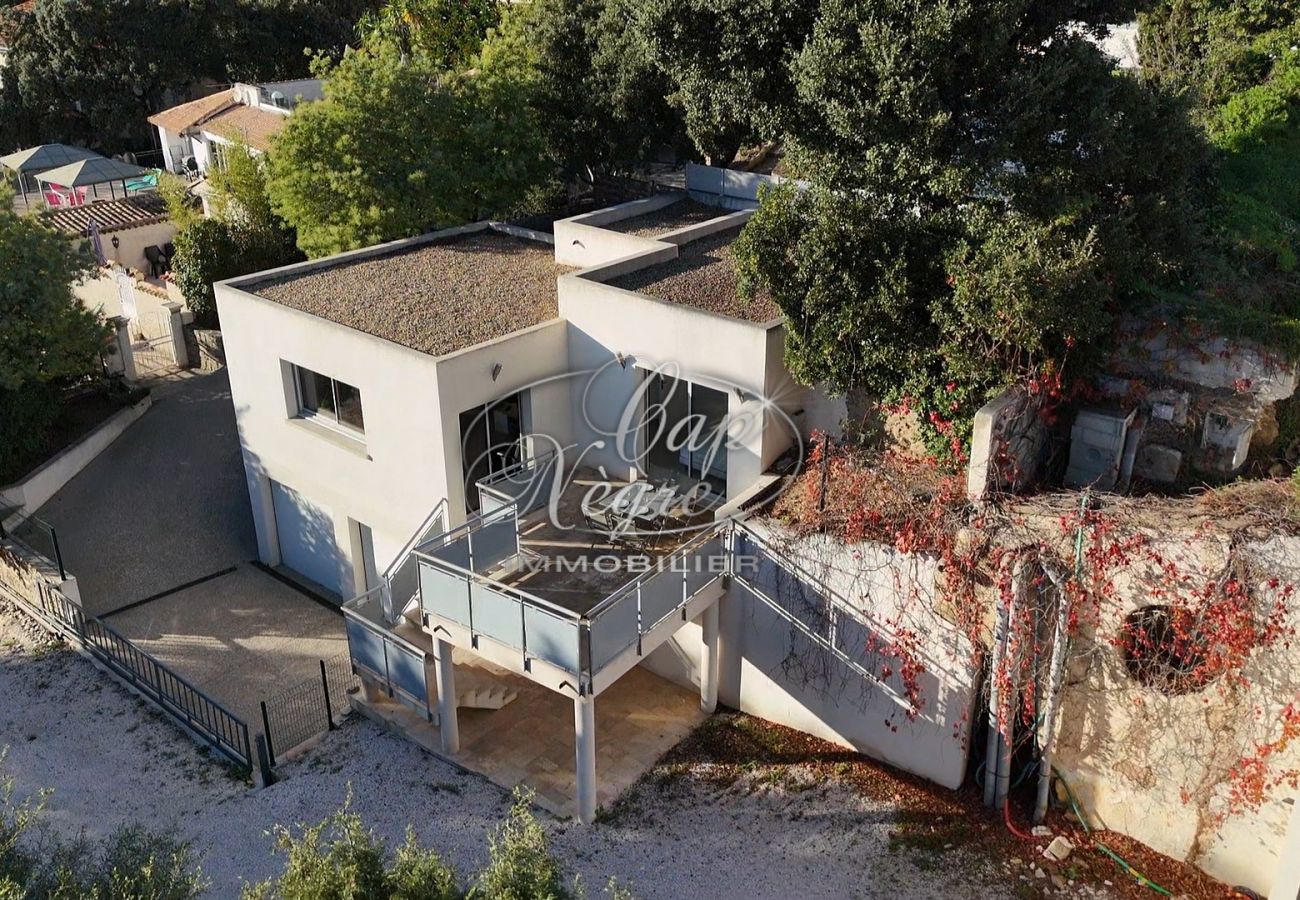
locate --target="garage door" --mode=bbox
[271,481,342,597]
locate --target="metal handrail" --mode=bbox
[729,521,902,643]
[476,447,558,492]
[383,498,448,580]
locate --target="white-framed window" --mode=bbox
[292,364,365,435]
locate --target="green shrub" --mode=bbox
[171,217,242,327]
[242,798,459,900]
[0,751,204,900]
[468,791,570,900]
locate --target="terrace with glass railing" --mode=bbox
[406,455,729,695]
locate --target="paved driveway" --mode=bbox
[29,369,347,720]
[33,371,256,616]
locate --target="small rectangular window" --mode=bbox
[293,365,363,435]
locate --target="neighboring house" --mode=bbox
[42,192,177,275]
[215,164,974,823]
[147,79,322,178]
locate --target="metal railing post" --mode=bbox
[260,700,276,767]
[46,523,66,581]
[320,659,335,730]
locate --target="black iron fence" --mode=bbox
[0,575,253,772]
[259,653,358,767]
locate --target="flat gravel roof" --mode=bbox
[601,198,727,237]
[249,231,564,357]
[608,229,781,324]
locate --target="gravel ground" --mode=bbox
[603,199,728,237]
[0,601,1017,900]
[253,231,564,357]
[610,230,782,324]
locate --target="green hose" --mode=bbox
[1052,768,1174,897]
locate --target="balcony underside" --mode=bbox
[352,655,706,819]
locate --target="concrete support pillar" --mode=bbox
[1270,796,1300,900]
[699,603,720,714]
[574,693,596,824]
[434,639,459,755]
[161,301,189,368]
[112,316,137,381]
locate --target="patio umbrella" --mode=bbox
[0,144,103,205]
[34,157,150,206]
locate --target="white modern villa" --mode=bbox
[215,165,977,822]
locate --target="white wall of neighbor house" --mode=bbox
[641,525,978,789]
[215,282,454,599]
[101,221,180,273]
[559,272,781,500]
[433,320,573,520]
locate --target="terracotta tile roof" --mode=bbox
[147,90,235,134]
[41,193,170,236]
[198,103,287,152]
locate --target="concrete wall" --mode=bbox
[967,387,1048,501]
[642,523,978,789]
[553,195,681,268]
[0,395,152,519]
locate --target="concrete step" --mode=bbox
[454,669,519,710]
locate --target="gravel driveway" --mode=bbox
[0,603,1007,900]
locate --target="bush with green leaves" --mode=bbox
[267,34,551,258]
[0,185,108,459]
[245,789,632,900]
[0,751,205,900]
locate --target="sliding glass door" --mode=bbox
[460,391,526,512]
[642,372,729,491]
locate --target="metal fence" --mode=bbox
[259,653,358,767]
[0,576,253,770]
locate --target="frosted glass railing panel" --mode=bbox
[470,581,525,648]
[419,562,471,626]
[523,605,581,673]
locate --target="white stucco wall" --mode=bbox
[432,322,573,520]
[559,262,785,501]
[103,220,180,274]
[216,283,454,597]
[643,523,978,789]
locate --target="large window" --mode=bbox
[294,365,364,434]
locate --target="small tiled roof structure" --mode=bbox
[249,230,566,357]
[199,103,287,152]
[41,193,169,236]
[147,90,235,134]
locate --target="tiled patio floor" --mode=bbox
[355,654,706,818]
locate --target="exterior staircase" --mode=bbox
[455,668,519,710]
